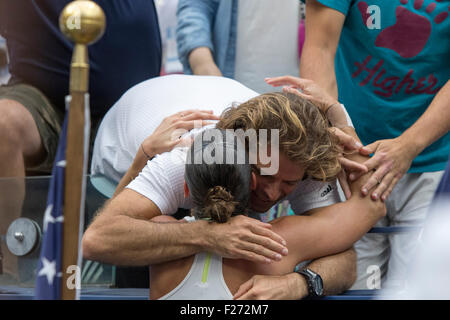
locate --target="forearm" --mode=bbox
[83,211,209,265]
[307,247,357,295]
[83,189,211,265]
[188,46,222,76]
[301,0,345,100]
[176,0,220,73]
[113,145,154,197]
[300,45,338,99]
[286,248,356,298]
[399,80,450,157]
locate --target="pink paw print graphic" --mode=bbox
[358,0,449,58]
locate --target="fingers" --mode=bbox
[380,174,400,202]
[330,127,364,151]
[233,278,254,300]
[225,217,288,263]
[370,171,395,201]
[282,86,311,100]
[338,170,352,200]
[239,234,288,263]
[176,119,216,131]
[360,163,392,197]
[167,109,220,124]
[231,248,274,264]
[178,109,220,122]
[339,156,368,173]
[172,110,220,132]
[168,136,193,149]
[359,141,379,156]
[231,223,288,263]
[249,221,288,248]
[264,76,310,89]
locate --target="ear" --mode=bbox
[184,181,190,198]
[250,172,257,191]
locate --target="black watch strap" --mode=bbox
[296,268,324,298]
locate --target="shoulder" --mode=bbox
[287,178,342,215]
[126,147,189,215]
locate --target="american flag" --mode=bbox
[34,115,68,299]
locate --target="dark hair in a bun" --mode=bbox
[203,186,238,223]
[185,128,251,223]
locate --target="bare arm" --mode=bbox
[82,189,206,265]
[357,80,450,201]
[289,248,356,298]
[114,109,220,197]
[82,189,288,265]
[300,0,346,99]
[188,47,222,76]
[271,127,384,268]
[235,127,384,299]
[289,127,382,297]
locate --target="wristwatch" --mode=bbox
[296,268,324,298]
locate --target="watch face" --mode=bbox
[311,274,324,296]
[304,269,323,297]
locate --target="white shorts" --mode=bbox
[351,170,444,290]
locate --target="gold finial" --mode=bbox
[59,0,106,92]
[59,0,106,46]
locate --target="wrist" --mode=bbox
[192,220,212,252]
[130,143,155,174]
[193,62,222,76]
[325,103,349,128]
[189,47,222,76]
[141,144,155,160]
[397,132,426,159]
[288,272,309,300]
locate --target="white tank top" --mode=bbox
[158,252,233,300]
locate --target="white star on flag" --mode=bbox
[38,258,57,285]
[43,204,64,232]
[56,160,66,167]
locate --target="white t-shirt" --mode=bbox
[234,0,300,94]
[127,144,340,216]
[91,74,258,183]
[91,74,341,217]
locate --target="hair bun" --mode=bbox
[203,186,237,223]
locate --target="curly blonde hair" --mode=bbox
[216,92,341,181]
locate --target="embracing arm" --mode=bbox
[300,0,346,99]
[82,189,206,265]
[114,109,220,197]
[235,128,384,300]
[284,248,356,298]
[273,128,385,267]
[82,188,288,265]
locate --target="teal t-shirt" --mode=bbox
[315,0,450,172]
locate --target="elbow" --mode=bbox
[81,228,106,262]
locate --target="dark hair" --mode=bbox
[185,128,251,223]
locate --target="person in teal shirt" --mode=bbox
[297,0,450,290]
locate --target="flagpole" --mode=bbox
[59,0,105,300]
